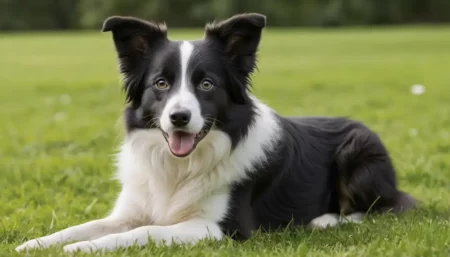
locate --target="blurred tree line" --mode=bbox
[1,0,449,31]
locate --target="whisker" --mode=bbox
[145,116,161,128]
[204,117,222,127]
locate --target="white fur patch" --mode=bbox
[308,214,340,228]
[112,97,282,226]
[308,212,364,229]
[160,41,203,134]
[339,212,364,224]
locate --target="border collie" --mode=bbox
[16,13,416,253]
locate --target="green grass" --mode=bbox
[1,26,450,256]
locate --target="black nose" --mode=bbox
[170,109,191,127]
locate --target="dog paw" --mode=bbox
[15,239,47,252]
[308,213,340,229]
[63,241,97,253]
[339,212,364,224]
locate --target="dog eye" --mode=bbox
[154,79,169,90]
[199,79,214,91]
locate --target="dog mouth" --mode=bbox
[161,127,210,158]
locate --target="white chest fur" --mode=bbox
[109,99,282,227]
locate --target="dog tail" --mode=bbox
[333,121,418,215]
[381,191,418,214]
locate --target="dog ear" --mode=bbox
[102,16,167,58]
[205,13,266,104]
[102,16,167,104]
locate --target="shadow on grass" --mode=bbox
[242,206,450,250]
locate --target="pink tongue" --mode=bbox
[168,132,196,156]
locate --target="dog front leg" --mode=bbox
[15,217,130,252]
[63,218,223,253]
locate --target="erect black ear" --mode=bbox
[102,16,167,104]
[102,16,167,58]
[205,13,266,104]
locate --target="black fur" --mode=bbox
[221,116,416,239]
[103,13,416,241]
[102,16,168,108]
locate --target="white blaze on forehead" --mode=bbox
[180,41,194,92]
[159,41,204,134]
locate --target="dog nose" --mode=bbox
[170,109,191,127]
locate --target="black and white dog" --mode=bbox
[16,13,416,253]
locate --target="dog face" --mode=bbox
[102,13,266,157]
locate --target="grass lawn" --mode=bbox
[1,26,449,256]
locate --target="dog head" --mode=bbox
[102,13,266,157]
